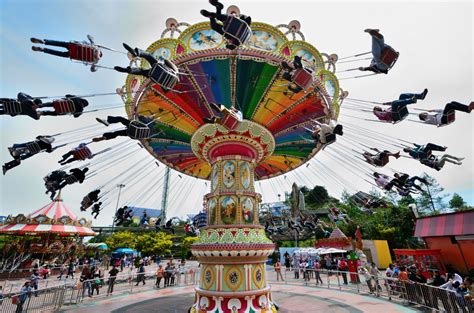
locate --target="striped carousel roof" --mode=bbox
[0,194,96,237]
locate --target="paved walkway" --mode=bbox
[61,283,418,313]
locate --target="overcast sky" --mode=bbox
[0,0,472,226]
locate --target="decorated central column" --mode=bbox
[190,120,277,313]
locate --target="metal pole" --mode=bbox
[111,184,125,233]
[160,167,171,223]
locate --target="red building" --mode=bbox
[413,210,474,273]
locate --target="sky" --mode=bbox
[0,0,472,227]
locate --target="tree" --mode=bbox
[415,174,447,215]
[135,232,173,256]
[305,185,329,208]
[105,231,137,251]
[449,193,466,211]
[181,236,200,259]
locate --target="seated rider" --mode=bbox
[281,55,312,93]
[373,89,428,123]
[93,115,155,142]
[38,95,89,118]
[31,35,102,71]
[58,167,89,190]
[201,0,252,50]
[359,29,394,74]
[58,143,93,165]
[311,121,343,147]
[44,170,68,200]
[418,101,473,126]
[363,148,400,167]
[3,136,55,175]
[392,173,427,192]
[80,189,101,211]
[0,92,42,120]
[91,202,102,219]
[403,142,446,160]
[373,172,395,191]
[114,43,179,89]
[420,154,464,171]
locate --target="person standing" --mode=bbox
[338,257,348,285]
[155,265,165,288]
[91,267,102,296]
[57,264,66,280]
[164,263,172,287]
[170,265,177,286]
[80,264,92,298]
[274,261,284,282]
[369,262,381,292]
[66,261,75,279]
[107,265,119,296]
[284,252,291,271]
[30,270,40,297]
[358,267,374,293]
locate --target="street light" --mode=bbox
[111,184,126,233]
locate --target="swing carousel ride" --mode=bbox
[117,8,340,312]
[2,1,472,312]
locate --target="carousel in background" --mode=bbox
[0,193,95,274]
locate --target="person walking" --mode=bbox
[314,260,323,285]
[57,264,66,280]
[66,261,75,279]
[15,281,32,313]
[135,262,146,286]
[274,260,284,282]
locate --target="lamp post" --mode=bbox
[111,184,125,233]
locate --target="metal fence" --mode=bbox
[272,268,473,313]
[0,268,200,312]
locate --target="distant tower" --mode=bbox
[160,166,171,223]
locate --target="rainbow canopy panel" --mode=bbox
[124,20,340,180]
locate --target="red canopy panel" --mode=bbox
[414,211,474,237]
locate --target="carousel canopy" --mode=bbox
[0,195,96,237]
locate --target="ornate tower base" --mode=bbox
[190,122,278,313]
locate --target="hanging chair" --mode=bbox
[52,99,76,114]
[2,100,22,115]
[223,15,252,45]
[72,146,93,160]
[391,105,409,123]
[127,120,151,139]
[25,141,42,155]
[292,68,314,91]
[380,46,399,70]
[149,59,179,89]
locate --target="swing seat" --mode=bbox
[68,42,100,63]
[26,141,42,155]
[438,111,455,127]
[380,46,399,70]
[292,68,314,91]
[73,146,93,160]
[220,106,242,130]
[53,99,76,114]
[149,60,179,89]
[324,133,336,145]
[223,16,252,45]
[391,105,409,123]
[127,120,151,139]
[65,175,78,185]
[2,100,22,115]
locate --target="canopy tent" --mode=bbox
[0,195,96,237]
[294,247,347,257]
[86,242,108,250]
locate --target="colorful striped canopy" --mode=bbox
[0,196,96,237]
[124,21,340,180]
[414,211,474,238]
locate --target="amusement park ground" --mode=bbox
[59,283,417,313]
[48,263,418,313]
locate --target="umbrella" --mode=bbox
[114,248,134,254]
[86,243,108,250]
